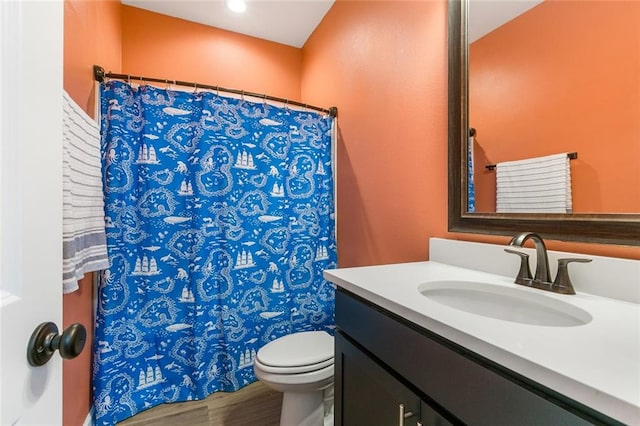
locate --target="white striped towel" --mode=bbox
[496,153,572,213]
[63,91,109,294]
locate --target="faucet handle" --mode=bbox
[504,249,532,285]
[552,258,592,295]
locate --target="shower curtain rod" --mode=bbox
[93,65,337,117]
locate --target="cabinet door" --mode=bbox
[419,401,454,426]
[336,331,420,426]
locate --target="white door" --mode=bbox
[0,1,64,425]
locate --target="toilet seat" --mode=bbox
[256,331,334,374]
[255,354,334,374]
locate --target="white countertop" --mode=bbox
[324,261,640,425]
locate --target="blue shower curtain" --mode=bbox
[468,135,476,212]
[93,81,337,425]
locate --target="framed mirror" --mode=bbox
[448,0,640,246]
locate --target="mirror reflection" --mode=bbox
[467,1,639,214]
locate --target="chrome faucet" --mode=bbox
[505,232,591,295]
[508,232,551,283]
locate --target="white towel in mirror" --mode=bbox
[496,153,572,213]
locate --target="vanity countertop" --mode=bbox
[324,261,640,425]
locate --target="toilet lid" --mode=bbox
[257,331,334,368]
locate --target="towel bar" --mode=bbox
[485,152,577,171]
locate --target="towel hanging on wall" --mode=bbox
[62,91,109,293]
[496,153,573,213]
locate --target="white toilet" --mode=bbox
[254,330,334,426]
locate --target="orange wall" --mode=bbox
[469,1,640,213]
[302,0,449,267]
[63,1,121,426]
[64,0,122,115]
[121,5,302,101]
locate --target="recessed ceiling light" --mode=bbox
[227,0,247,13]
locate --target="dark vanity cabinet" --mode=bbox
[337,331,451,426]
[334,289,621,426]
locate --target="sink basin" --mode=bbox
[418,281,592,327]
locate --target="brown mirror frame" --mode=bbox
[447,0,640,246]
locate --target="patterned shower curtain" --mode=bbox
[468,134,476,212]
[93,81,337,425]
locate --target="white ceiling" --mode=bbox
[121,0,541,49]
[121,0,335,48]
[468,0,543,43]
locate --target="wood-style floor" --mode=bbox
[117,381,282,426]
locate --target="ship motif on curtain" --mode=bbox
[93,81,336,425]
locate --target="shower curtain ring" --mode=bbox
[241,90,245,102]
[263,94,267,105]
[193,82,198,93]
